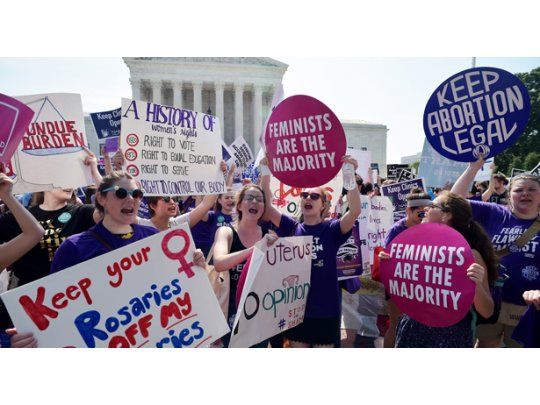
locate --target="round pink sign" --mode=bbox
[380,223,476,327]
[264,95,346,188]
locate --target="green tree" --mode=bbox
[495,66,540,175]
[410,160,420,174]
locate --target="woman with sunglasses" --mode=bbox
[452,160,540,348]
[381,191,496,348]
[49,171,159,273]
[260,156,361,348]
[213,184,277,347]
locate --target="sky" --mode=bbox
[1,57,538,163]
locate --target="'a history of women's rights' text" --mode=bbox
[380,222,476,327]
[120,98,226,196]
[0,224,230,348]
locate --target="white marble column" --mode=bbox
[192,81,203,113]
[215,82,224,126]
[151,80,162,104]
[234,82,244,139]
[173,81,183,108]
[130,78,142,100]
[252,84,263,150]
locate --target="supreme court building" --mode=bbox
[85,57,388,176]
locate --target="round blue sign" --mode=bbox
[423,67,530,162]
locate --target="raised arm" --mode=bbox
[0,173,44,269]
[188,193,218,228]
[451,158,484,198]
[259,159,282,227]
[339,156,361,234]
[82,146,103,186]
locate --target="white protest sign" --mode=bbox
[269,173,343,219]
[358,196,394,269]
[0,224,229,348]
[474,157,495,182]
[9,93,93,194]
[120,98,225,196]
[228,136,254,171]
[347,147,372,183]
[229,236,312,348]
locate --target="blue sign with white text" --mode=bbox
[90,108,121,139]
[423,67,530,162]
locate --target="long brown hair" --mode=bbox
[437,191,499,284]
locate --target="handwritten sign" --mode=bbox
[9,93,93,194]
[358,196,394,270]
[381,178,426,222]
[0,224,229,348]
[269,173,343,219]
[120,98,225,196]
[229,236,312,348]
[423,67,530,162]
[265,95,346,188]
[380,223,476,327]
[0,93,35,163]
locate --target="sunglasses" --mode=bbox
[300,192,321,201]
[160,196,172,203]
[243,194,264,203]
[102,186,144,200]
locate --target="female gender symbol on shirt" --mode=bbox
[162,229,195,279]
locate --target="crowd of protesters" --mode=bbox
[0,146,538,349]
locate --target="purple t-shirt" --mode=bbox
[50,221,159,273]
[384,217,408,247]
[277,216,352,318]
[512,306,540,348]
[189,210,233,255]
[470,200,540,305]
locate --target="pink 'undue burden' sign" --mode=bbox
[380,223,476,327]
[264,95,346,188]
[0,93,35,163]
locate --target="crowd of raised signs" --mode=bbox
[0,149,538,348]
[0,66,539,348]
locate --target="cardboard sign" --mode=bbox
[9,93,93,194]
[0,224,229,348]
[269,173,343,219]
[90,108,121,140]
[380,223,476,327]
[0,93,35,163]
[358,196,394,270]
[337,220,363,279]
[119,98,225,196]
[265,95,346,188]
[387,164,410,180]
[381,178,426,222]
[423,67,531,162]
[417,138,467,188]
[229,236,312,348]
[228,136,254,171]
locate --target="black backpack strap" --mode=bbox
[88,230,114,252]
